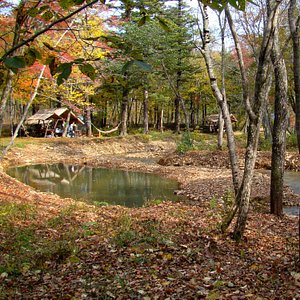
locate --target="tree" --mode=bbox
[288,0,300,153]
[196,2,241,196]
[270,4,288,217]
[228,0,282,240]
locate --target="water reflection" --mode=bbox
[7,163,179,207]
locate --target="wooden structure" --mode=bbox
[25,108,84,137]
[203,114,237,133]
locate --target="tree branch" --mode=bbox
[0,0,99,62]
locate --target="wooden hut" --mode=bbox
[203,114,237,133]
[25,108,84,137]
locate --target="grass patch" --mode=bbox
[0,203,92,275]
[286,133,298,150]
[112,214,172,248]
[0,137,41,151]
[0,202,36,226]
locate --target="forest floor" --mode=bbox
[0,135,300,299]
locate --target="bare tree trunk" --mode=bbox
[143,89,149,134]
[62,112,70,137]
[218,112,224,149]
[120,87,129,136]
[288,0,300,153]
[0,0,28,136]
[174,96,180,134]
[218,12,226,150]
[86,107,92,137]
[232,0,280,241]
[198,3,240,195]
[160,107,164,132]
[262,99,273,140]
[270,14,288,217]
[0,66,46,160]
[0,71,13,135]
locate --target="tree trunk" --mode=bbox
[199,4,240,196]
[232,0,280,240]
[86,108,92,137]
[0,71,13,135]
[218,111,224,150]
[143,89,149,134]
[120,87,129,136]
[62,112,70,137]
[262,99,273,140]
[218,11,226,150]
[288,0,300,154]
[270,16,288,217]
[0,0,30,136]
[0,66,46,160]
[160,107,164,132]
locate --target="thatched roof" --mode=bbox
[205,114,237,124]
[26,108,84,125]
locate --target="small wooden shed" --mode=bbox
[203,114,237,133]
[25,108,84,137]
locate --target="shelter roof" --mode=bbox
[26,108,84,125]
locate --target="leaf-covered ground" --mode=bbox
[0,136,299,299]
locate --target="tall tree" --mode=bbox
[270,5,288,217]
[231,0,281,240]
[288,0,300,153]
[197,2,241,196]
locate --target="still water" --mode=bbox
[259,170,300,215]
[283,171,300,216]
[7,163,179,207]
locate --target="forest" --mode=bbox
[0,0,300,298]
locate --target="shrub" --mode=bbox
[176,132,193,154]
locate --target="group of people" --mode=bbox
[54,121,77,137]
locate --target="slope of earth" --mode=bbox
[0,136,299,299]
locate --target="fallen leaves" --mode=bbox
[0,137,300,299]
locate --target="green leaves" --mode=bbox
[56,63,73,86]
[3,47,42,73]
[201,0,250,11]
[4,56,26,69]
[59,0,86,9]
[138,15,151,27]
[228,0,246,10]
[122,60,152,74]
[52,61,96,85]
[78,63,96,80]
[156,17,172,32]
[24,48,41,67]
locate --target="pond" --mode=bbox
[283,171,300,216]
[260,170,300,216]
[7,163,180,207]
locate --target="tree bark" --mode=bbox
[143,89,149,134]
[288,0,300,153]
[0,0,28,136]
[198,4,240,196]
[218,12,226,150]
[120,87,129,136]
[0,71,13,135]
[86,108,92,137]
[233,0,280,241]
[0,66,46,160]
[270,14,288,217]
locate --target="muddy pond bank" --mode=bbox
[1,136,299,208]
